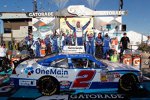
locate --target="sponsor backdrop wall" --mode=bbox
[32,17,59,40]
[32,16,122,40]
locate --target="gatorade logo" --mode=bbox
[133,58,140,66]
[123,58,131,65]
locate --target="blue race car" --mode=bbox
[10,53,143,95]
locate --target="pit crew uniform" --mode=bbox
[103,36,111,59]
[33,40,41,57]
[65,19,91,46]
[52,36,59,53]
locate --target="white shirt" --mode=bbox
[0,47,7,57]
[147,40,150,46]
[76,28,82,37]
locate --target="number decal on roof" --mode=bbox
[71,70,96,88]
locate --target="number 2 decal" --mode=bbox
[72,70,96,88]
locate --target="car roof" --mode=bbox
[37,53,105,67]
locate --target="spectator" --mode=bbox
[110,50,119,62]
[95,33,103,59]
[0,44,7,57]
[0,44,9,72]
[119,33,130,61]
[111,37,118,51]
[146,36,150,46]
[103,33,111,59]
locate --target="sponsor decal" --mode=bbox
[35,68,68,76]
[62,46,85,53]
[101,71,107,82]
[69,94,127,100]
[60,81,71,89]
[24,67,34,76]
[113,72,120,78]
[133,58,140,66]
[107,72,115,82]
[19,80,36,86]
[60,81,70,86]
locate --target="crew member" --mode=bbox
[86,33,95,55]
[44,34,51,55]
[52,31,59,53]
[65,18,91,46]
[95,33,103,59]
[33,38,41,57]
[103,33,111,59]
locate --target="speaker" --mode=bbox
[115,25,119,31]
[28,26,32,33]
[106,24,111,29]
[122,24,126,31]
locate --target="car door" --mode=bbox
[68,57,102,89]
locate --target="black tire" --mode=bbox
[118,74,139,93]
[37,76,59,96]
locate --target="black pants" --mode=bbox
[46,44,51,55]
[119,47,128,62]
[95,45,103,59]
[0,57,10,72]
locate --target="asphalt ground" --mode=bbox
[0,78,149,100]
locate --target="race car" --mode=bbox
[10,52,143,95]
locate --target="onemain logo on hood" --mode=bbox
[35,68,68,75]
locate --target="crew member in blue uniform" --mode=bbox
[52,32,59,53]
[25,34,34,50]
[86,33,95,55]
[103,33,111,59]
[33,38,41,57]
[65,18,91,46]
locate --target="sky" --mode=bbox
[0,0,150,36]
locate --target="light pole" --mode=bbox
[0,19,4,44]
[33,0,38,12]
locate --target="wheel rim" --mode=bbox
[41,79,56,93]
[38,77,58,95]
[120,75,137,91]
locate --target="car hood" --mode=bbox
[17,59,39,68]
[102,60,140,72]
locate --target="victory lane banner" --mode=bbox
[69,93,129,100]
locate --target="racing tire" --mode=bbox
[37,76,60,96]
[118,74,140,93]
